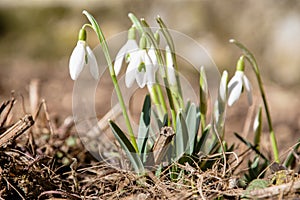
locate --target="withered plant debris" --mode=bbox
[0,95,299,200]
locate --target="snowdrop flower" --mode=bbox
[165,46,177,85]
[214,70,228,124]
[69,28,99,80]
[114,27,139,76]
[228,56,252,106]
[125,35,157,88]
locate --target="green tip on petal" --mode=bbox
[139,34,147,49]
[236,55,245,71]
[128,26,136,40]
[78,28,87,41]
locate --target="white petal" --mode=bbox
[114,45,127,76]
[69,41,85,80]
[243,75,253,105]
[136,70,146,88]
[167,66,177,85]
[219,70,228,102]
[114,39,139,76]
[228,79,242,106]
[165,46,177,85]
[126,40,139,56]
[253,111,260,132]
[145,55,156,86]
[86,46,99,80]
[228,71,243,91]
[125,52,140,88]
[148,46,157,65]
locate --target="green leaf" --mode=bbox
[137,113,149,162]
[253,106,262,147]
[185,100,191,115]
[194,124,211,154]
[185,103,199,154]
[137,95,151,161]
[284,138,300,168]
[152,111,168,130]
[109,120,144,173]
[175,111,188,158]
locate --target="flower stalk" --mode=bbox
[230,39,279,163]
[83,10,138,152]
[129,13,177,128]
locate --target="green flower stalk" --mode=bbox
[82,10,138,152]
[156,16,184,110]
[230,39,279,163]
[128,13,177,128]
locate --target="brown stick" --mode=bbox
[0,97,15,127]
[151,126,175,165]
[246,179,300,198]
[0,115,34,147]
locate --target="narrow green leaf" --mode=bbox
[137,113,149,157]
[175,111,188,158]
[283,138,300,168]
[253,106,262,147]
[194,124,211,154]
[137,95,151,153]
[109,120,144,173]
[185,100,191,115]
[185,103,198,154]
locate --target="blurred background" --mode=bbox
[0,0,299,154]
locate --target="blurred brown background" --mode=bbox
[0,0,299,154]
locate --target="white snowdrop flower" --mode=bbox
[165,45,177,85]
[125,36,157,88]
[228,56,252,106]
[69,29,99,80]
[114,27,139,76]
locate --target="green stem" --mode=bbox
[154,82,168,114]
[230,39,279,163]
[129,13,177,128]
[148,84,163,119]
[156,16,184,109]
[83,10,138,152]
[128,13,168,117]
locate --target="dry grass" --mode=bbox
[0,92,299,200]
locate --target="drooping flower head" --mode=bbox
[69,28,99,80]
[125,34,157,88]
[114,26,139,76]
[228,56,252,106]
